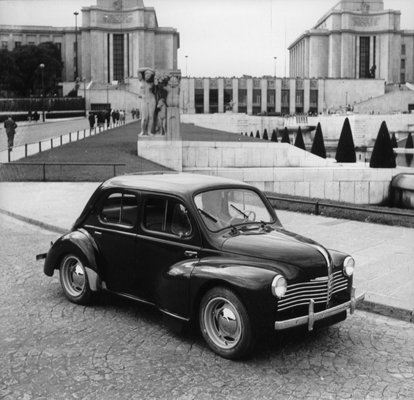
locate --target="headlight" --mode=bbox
[343,256,355,277]
[271,275,287,298]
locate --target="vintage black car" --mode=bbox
[38,173,364,359]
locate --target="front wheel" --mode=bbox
[199,287,255,360]
[59,254,92,305]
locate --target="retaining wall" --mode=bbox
[137,139,411,205]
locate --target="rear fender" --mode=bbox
[44,229,101,291]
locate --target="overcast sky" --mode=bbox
[1,0,413,78]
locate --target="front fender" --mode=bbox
[43,229,100,279]
[190,257,303,330]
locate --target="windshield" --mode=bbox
[195,188,274,232]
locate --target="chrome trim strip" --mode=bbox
[84,225,137,238]
[274,289,365,331]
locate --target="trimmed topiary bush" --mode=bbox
[256,130,261,139]
[294,126,306,150]
[369,121,396,168]
[263,129,269,140]
[335,118,356,163]
[271,129,278,142]
[250,131,254,137]
[310,122,326,158]
[281,127,290,144]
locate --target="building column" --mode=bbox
[355,36,360,79]
[261,79,267,113]
[247,79,253,115]
[289,79,296,114]
[275,78,282,113]
[218,78,224,113]
[203,78,209,113]
[108,34,113,83]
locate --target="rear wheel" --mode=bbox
[60,254,92,305]
[199,287,255,360]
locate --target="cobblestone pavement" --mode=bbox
[1,213,414,400]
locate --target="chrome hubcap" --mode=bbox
[204,297,241,349]
[61,256,85,297]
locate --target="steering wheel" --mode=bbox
[228,210,256,225]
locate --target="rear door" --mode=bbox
[89,191,139,295]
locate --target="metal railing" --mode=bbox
[266,195,414,218]
[1,162,125,181]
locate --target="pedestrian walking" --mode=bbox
[4,116,17,151]
[33,111,40,122]
[131,108,136,119]
[105,109,111,128]
[88,112,95,129]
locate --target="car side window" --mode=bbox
[143,197,192,237]
[100,193,138,227]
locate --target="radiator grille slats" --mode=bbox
[278,271,348,312]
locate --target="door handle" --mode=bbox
[184,250,198,258]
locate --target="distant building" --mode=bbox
[0,0,179,84]
[288,0,413,84]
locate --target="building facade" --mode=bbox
[0,0,179,84]
[180,77,385,115]
[288,0,414,84]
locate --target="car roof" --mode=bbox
[102,172,253,196]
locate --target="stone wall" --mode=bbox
[137,139,411,205]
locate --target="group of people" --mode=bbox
[27,110,40,122]
[88,109,127,129]
[131,108,140,119]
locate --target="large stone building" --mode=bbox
[288,0,414,84]
[1,0,179,84]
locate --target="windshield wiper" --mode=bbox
[230,204,249,219]
[198,208,217,222]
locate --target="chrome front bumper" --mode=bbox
[274,287,365,331]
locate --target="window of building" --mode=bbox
[209,89,218,113]
[296,90,304,106]
[223,89,232,111]
[14,41,21,48]
[195,89,204,114]
[400,73,405,83]
[267,90,275,105]
[359,37,370,78]
[401,44,406,56]
[282,90,290,106]
[28,42,35,46]
[1,41,7,50]
[253,89,261,105]
[238,89,247,105]
[113,34,124,82]
[401,59,406,70]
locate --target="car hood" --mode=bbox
[222,228,329,277]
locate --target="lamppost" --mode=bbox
[74,11,79,81]
[39,63,45,122]
[274,56,277,77]
[106,84,109,107]
[185,55,188,76]
[83,77,87,116]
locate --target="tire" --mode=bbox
[199,287,255,360]
[59,254,92,305]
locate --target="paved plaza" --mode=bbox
[1,212,414,399]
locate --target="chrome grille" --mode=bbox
[278,271,348,312]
